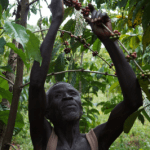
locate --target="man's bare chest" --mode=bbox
[56,136,91,150]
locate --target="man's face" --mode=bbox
[49,83,83,122]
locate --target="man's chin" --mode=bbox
[61,112,81,122]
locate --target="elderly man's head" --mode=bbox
[45,82,83,124]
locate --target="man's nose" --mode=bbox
[62,93,73,101]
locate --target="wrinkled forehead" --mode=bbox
[49,83,79,94]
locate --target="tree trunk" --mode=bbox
[1,0,29,149]
[0,3,21,149]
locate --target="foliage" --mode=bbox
[0,0,150,149]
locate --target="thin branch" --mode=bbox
[0,30,5,36]
[38,1,44,40]
[102,23,144,73]
[33,28,48,33]
[44,0,49,7]
[7,143,17,150]
[29,0,39,6]
[0,27,3,29]
[0,75,14,85]
[20,69,117,88]
[33,28,115,71]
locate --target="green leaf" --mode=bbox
[51,42,61,60]
[129,36,140,49]
[138,77,150,101]
[89,108,99,115]
[0,0,9,10]
[0,110,24,129]
[142,23,150,50]
[124,109,142,133]
[0,5,2,20]
[0,77,9,90]
[63,19,76,40]
[63,7,74,21]
[109,81,120,93]
[54,53,65,81]
[70,72,76,86]
[6,43,29,70]
[4,21,29,48]
[95,0,105,8]
[132,0,145,24]
[25,30,42,64]
[0,37,6,54]
[0,65,13,73]
[31,5,37,15]
[142,109,150,122]
[92,38,101,53]
[117,0,128,8]
[137,113,145,125]
[142,2,150,31]
[0,87,12,103]
[124,112,139,133]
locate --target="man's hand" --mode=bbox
[49,0,64,20]
[85,4,112,41]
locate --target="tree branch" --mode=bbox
[29,0,39,6]
[44,0,49,7]
[0,75,14,85]
[38,1,44,40]
[33,29,115,71]
[16,0,20,5]
[20,69,117,88]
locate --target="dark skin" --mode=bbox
[29,0,143,150]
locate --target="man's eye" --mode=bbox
[55,94,62,98]
[70,91,76,95]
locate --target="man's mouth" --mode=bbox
[62,103,77,109]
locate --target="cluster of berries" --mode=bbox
[131,52,137,59]
[92,51,98,56]
[126,52,137,61]
[2,71,6,75]
[81,7,90,17]
[83,44,90,48]
[72,0,82,10]
[109,63,114,68]
[63,0,82,10]
[139,70,150,80]
[64,48,71,54]
[60,31,65,37]
[110,30,121,40]
[63,41,69,46]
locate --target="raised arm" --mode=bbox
[29,0,64,148]
[85,4,143,149]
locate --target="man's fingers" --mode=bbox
[97,10,102,19]
[84,17,92,25]
[101,12,110,23]
[88,3,95,13]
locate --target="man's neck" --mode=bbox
[54,120,80,148]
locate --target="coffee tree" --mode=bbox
[0,0,150,149]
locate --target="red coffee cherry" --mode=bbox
[92,51,98,56]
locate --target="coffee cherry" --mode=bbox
[63,41,69,46]
[83,44,87,48]
[70,34,74,37]
[131,52,137,59]
[64,48,71,54]
[92,51,98,56]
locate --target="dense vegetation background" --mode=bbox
[0,0,150,149]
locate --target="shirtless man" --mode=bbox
[29,0,143,149]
